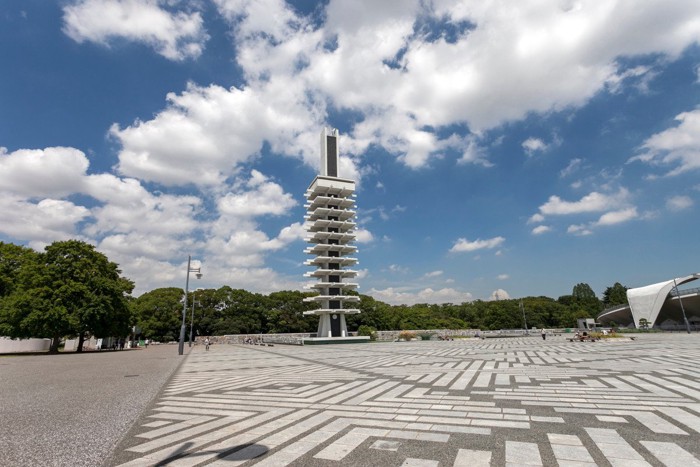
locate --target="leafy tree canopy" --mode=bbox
[0,240,133,352]
[603,282,629,307]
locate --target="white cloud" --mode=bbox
[595,207,638,226]
[567,224,593,236]
[522,137,547,156]
[455,135,493,167]
[0,147,89,198]
[666,195,693,211]
[355,228,375,243]
[368,286,473,306]
[531,225,551,235]
[92,0,700,178]
[218,170,296,218]
[62,0,208,61]
[450,236,505,253]
[0,196,90,246]
[497,274,509,280]
[560,158,583,178]
[489,289,510,301]
[388,264,409,274]
[632,110,700,176]
[424,270,444,278]
[535,188,630,217]
[277,222,306,244]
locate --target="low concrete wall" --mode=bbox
[196,333,314,346]
[374,329,482,341]
[196,329,484,345]
[0,337,51,353]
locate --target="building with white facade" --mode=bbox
[303,128,360,338]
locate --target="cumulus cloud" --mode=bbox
[631,110,700,176]
[489,289,510,301]
[355,228,375,243]
[666,195,693,211]
[103,0,700,176]
[218,170,296,218]
[450,236,505,253]
[62,0,208,60]
[0,147,89,198]
[0,143,306,294]
[531,225,551,235]
[567,224,593,236]
[368,286,473,305]
[497,274,509,280]
[522,137,548,156]
[595,207,638,226]
[0,196,90,247]
[535,189,630,216]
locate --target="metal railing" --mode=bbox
[669,286,700,297]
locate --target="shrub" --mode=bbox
[357,325,377,341]
[398,330,417,341]
[418,332,434,341]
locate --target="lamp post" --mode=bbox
[179,256,202,355]
[673,278,691,334]
[189,288,203,347]
[520,299,529,335]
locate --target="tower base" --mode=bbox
[302,336,370,345]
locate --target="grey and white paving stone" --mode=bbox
[107,334,700,466]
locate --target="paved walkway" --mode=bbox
[0,344,185,467]
[107,334,700,466]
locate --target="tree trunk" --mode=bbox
[49,335,61,354]
[77,332,85,353]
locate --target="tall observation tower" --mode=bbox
[303,128,360,338]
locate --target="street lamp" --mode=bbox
[179,255,202,355]
[189,288,204,347]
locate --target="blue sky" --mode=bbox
[1,0,699,304]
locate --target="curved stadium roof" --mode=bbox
[598,273,700,330]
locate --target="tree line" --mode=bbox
[1,240,630,350]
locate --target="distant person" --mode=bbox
[144,339,149,348]
[541,328,546,341]
[204,337,210,351]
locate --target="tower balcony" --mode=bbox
[306,219,356,232]
[304,196,355,210]
[306,282,359,291]
[305,231,356,244]
[304,257,358,267]
[304,244,357,255]
[305,208,356,221]
[304,269,358,278]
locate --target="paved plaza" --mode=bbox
[107,334,700,467]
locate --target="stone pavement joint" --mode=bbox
[107,334,700,466]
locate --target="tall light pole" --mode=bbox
[189,288,203,347]
[179,256,202,355]
[673,278,691,334]
[520,299,529,334]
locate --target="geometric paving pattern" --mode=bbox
[110,334,700,466]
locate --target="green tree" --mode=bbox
[0,242,38,298]
[132,287,184,342]
[266,290,318,334]
[1,240,133,353]
[602,282,628,307]
[571,282,602,315]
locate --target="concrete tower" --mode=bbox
[303,128,360,338]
